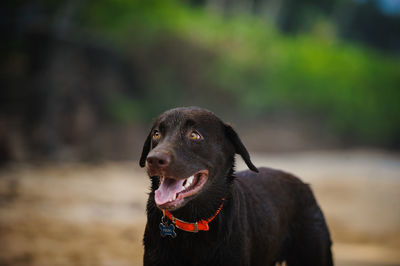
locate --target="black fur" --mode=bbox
[140,107,333,266]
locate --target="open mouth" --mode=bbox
[154,170,209,209]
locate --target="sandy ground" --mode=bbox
[0,150,399,266]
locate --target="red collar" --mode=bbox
[162,199,225,233]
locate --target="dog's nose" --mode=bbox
[146,151,171,169]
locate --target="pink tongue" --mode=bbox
[155,178,185,205]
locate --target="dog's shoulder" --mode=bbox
[235,167,304,184]
[233,167,316,207]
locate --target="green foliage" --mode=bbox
[80,0,400,146]
[107,93,144,124]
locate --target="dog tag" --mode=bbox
[160,211,176,238]
[159,222,177,238]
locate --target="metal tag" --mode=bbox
[160,212,177,238]
[159,222,176,238]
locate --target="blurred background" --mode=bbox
[1,0,400,265]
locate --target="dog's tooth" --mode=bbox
[187,175,194,185]
[172,194,176,201]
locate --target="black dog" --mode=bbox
[140,107,333,266]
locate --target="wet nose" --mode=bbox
[146,151,171,169]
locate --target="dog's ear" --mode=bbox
[224,124,258,173]
[139,132,152,167]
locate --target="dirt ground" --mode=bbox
[0,150,399,266]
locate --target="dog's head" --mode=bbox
[139,106,258,211]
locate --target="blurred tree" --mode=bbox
[188,0,400,52]
[333,0,400,51]
[1,0,400,163]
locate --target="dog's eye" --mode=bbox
[188,131,202,140]
[152,130,161,140]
